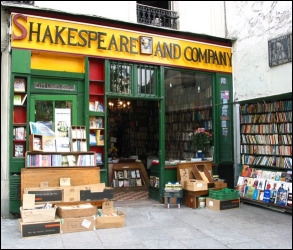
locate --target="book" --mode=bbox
[89,133,97,145]
[14,144,24,157]
[67,155,77,166]
[89,101,95,111]
[14,95,22,105]
[136,178,142,186]
[96,130,104,146]
[15,127,26,140]
[41,155,51,167]
[257,178,266,190]
[276,188,288,206]
[95,101,104,112]
[55,137,70,152]
[33,137,42,150]
[21,94,27,105]
[287,183,292,207]
[96,153,102,164]
[61,155,69,166]
[14,78,25,92]
[89,116,97,128]
[96,118,103,128]
[42,135,56,152]
[241,165,250,177]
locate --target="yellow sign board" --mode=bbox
[11,14,232,73]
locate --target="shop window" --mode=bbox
[137,65,157,96]
[164,69,213,160]
[110,61,132,95]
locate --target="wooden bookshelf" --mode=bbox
[70,125,87,152]
[239,99,292,212]
[110,162,150,189]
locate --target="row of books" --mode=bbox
[236,176,292,207]
[240,165,292,181]
[26,154,96,167]
[71,140,87,152]
[240,100,292,114]
[112,178,142,187]
[89,101,104,112]
[240,111,292,124]
[240,145,292,156]
[89,130,104,146]
[241,155,292,168]
[89,116,104,129]
[113,169,141,179]
[71,127,86,139]
[241,123,292,134]
[242,134,292,145]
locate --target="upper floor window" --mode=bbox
[137,1,179,29]
[109,61,159,97]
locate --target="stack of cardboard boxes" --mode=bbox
[179,163,239,210]
[19,178,125,238]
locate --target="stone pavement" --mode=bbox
[1,199,292,249]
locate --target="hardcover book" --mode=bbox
[276,188,288,206]
[14,95,22,105]
[41,155,51,167]
[14,144,24,157]
[14,78,26,92]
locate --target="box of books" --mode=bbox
[60,215,96,234]
[19,218,60,238]
[57,203,97,219]
[20,194,57,223]
[24,187,63,203]
[95,201,125,229]
[206,197,240,211]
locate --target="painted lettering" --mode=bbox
[97,32,107,50]
[68,28,78,46]
[55,26,66,45]
[107,34,119,51]
[28,22,41,42]
[78,30,88,47]
[42,26,53,43]
[130,37,138,54]
[12,13,27,40]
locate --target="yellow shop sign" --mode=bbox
[11,13,232,73]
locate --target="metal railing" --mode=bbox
[137,3,179,29]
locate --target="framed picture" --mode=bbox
[268,34,292,67]
[139,36,153,55]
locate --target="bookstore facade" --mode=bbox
[7,9,234,214]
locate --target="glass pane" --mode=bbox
[137,66,156,95]
[35,100,72,132]
[110,62,132,94]
[164,69,213,161]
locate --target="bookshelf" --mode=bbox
[25,151,97,168]
[12,77,28,160]
[239,99,292,212]
[87,58,105,168]
[110,162,150,190]
[70,126,87,152]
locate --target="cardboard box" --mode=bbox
[80,188,114,201]
[62,183,106,202]
[192,165,214,186]
[19,218,60,237]
[213,181,228,189]
[96,210,125,229]
[57,203,97,218]
[182,190,209,208]
[20,194,57,223]
[60,216,95,234]
[164,197,179,205]
[24,188,63,202]
[20,205,57,223]
[62,186,80,202]
[182,179,208,192]
[206,197,240,211]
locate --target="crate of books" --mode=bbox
[209,188,238,200]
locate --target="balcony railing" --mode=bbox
[137,3,179,29]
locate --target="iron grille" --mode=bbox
[137,3,179,29]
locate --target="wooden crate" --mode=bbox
[21,167,100,201]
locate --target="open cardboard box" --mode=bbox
[192,165,214,187]
[179,168,208,191]
[96,201,125,229]
[20,194,57,223]
[57,203,97,218]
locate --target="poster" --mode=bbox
[55,108,71,138]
